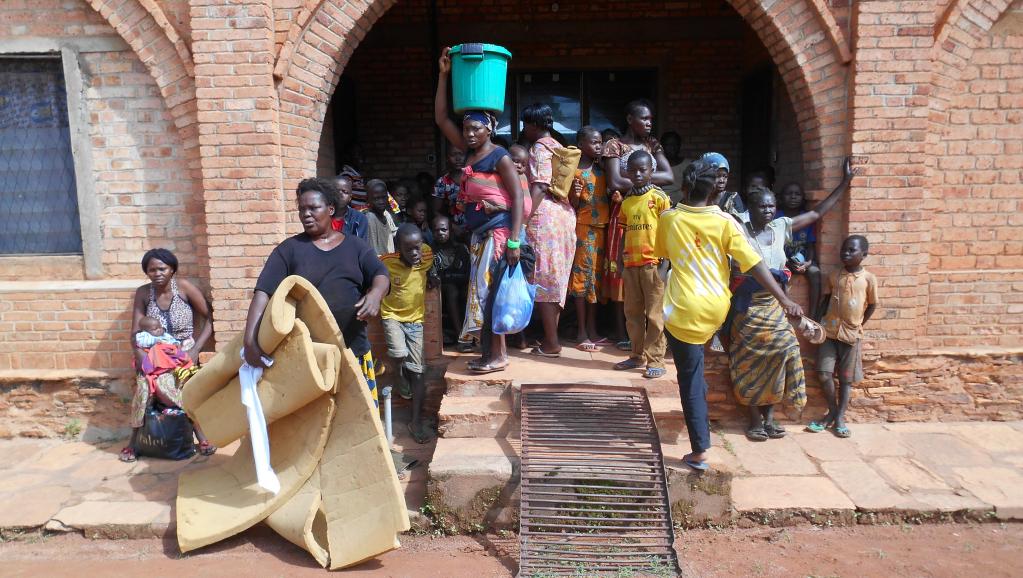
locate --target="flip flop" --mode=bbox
[592,337,611,346]
[833,425,852,438]
[407,422,433,445]
[119,446,137,463]
[467,359,508,374]
[765,422,787,439]
[198,441,218,456]
[643,367,667,379]
[745,427,769,442]
[615,340,632,351]
[613,358,643,371]
[576,341,599,352]
[805,419,830,433]
[682,454,709,471]
[530,347,561,358]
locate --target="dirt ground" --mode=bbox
[1,523,1021,577]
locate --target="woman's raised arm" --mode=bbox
[435,48,466,150]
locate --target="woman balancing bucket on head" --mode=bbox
[434,46,529,374]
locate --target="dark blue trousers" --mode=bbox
[666,332,711,454]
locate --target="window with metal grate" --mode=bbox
[0,56,82,255]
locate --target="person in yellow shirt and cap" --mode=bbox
[654,160,802,471]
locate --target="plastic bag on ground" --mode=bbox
[492,263,536,335]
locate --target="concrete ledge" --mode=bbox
[0,279,142,293]
[426,438,520,533]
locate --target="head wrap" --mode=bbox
[462,111,496,132]
[700,152,730,173]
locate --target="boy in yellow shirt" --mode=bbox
[654,160,802,471]
[614,151,672,379]
[381,224,438,444]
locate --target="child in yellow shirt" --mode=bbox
[381,224,438,444]
[655,160,802,471]
[614,151,671,379]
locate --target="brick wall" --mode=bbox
[928,5,1023,347]
[81,49,204,278]
[1,0,1022,426]
[0,0,202,377]
[0,284,135,374]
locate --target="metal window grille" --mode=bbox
[0,57,82,255]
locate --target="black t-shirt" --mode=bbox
[255,234,387,356]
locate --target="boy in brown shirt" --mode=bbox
[807,235,877,438]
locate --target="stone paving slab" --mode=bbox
[0,421,1021,538]
[732,476,855,511]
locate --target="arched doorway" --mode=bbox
[276,0,851,196]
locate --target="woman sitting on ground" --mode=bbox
[121,248,215,462]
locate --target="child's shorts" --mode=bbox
[382,318,425,374]
[817,337,863,383]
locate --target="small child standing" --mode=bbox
[366,179,398,255]
[381,224,438,444]
[568,126,609,350]
[432,215,471,351]
[409,197,433,245]
[808,235,877,438]
[613,150,671,379]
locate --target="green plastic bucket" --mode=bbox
[450,43,512,114]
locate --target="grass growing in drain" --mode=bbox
[529,477,663,531]
[63,419,82,440]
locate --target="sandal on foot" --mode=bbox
[407,422,433,445]
[614,358,643,371]
[682,453,709,471]
[467,359,507,374]
[833,425,852,438]
[805,420,830,433]
[119,446,137,463]
[615,340,632,351]
[198,441,217,456]
[456,340,476,353]
[745,427,769,442]
[529,347,561,358]
[643,367,667,379]
[576,341,599,352]
[765,422,787,439]
[592,337,611,346]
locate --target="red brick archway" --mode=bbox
[84,0,208,279]
[275,0,851,195]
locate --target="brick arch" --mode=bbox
[275,0,849,191]
[85,0,198,145]
[84,0,207,279]
[930,0,1015,146]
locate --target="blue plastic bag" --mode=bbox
[492,263,536,335]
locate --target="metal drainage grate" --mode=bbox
[519,384,680,577]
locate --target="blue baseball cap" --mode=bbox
[701,152,730,173]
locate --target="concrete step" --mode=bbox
[426,434,736,533]
[443,348,684,398]
[437,391,691,445]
